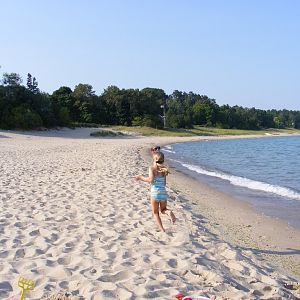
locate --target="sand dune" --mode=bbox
[0,129,299,299]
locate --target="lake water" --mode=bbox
[164,136,300,229]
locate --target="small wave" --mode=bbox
[163,149,176,153]
[180,162,300,201]
[163,145,176,153]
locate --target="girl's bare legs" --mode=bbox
[151,199,165,232]
[160,201,176,223]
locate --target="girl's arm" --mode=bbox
[134,167,154,183]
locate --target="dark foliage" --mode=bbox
[1,72,299,130]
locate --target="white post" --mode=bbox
[160,105,166,128]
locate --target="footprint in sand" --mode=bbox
[98,270,134,283]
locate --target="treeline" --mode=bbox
[0,72,300,130]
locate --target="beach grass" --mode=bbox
[90,130,124,137]
[109,125,300,137]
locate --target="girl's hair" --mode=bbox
[153,152,169,176]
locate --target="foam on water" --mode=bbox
[163,145,176,154]
[179,161,300,201]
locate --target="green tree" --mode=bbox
[166,99,185,128]
[51,86,76,121]
[2,73,23,86]
[273,115,283,128]
[102,86,131,125]
[57,107,71,126]
[72,84,96,123]
[102,86,121,124]
[192,101,207,125]
[26,73,39,94]
[12,105,43,129]
[89,95,108,124]
[140,88,167,118]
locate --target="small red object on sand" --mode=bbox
[175,293,214,300]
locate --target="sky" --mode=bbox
[1,0,299,110]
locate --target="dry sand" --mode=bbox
[0,128,299,300]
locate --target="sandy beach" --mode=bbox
[0,128,299,300]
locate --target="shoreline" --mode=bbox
[1,128,300,299]
[141,138,300,281]
[167,166,300,280]
[169,154,300,230]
